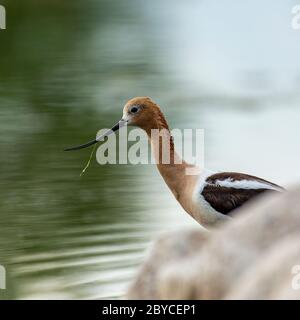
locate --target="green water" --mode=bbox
[0,0,195,299]
[0,1,300,299]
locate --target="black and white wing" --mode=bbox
[201,172,284,215]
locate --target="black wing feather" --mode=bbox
[202,172,283,215]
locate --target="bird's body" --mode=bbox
[66,97,284,228]
[166,167,283,227]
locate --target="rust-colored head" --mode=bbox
[64,97,169,151]
[122,97,169,133]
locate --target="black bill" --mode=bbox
[64,119,127,151]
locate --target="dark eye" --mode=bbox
[131,107,138,113]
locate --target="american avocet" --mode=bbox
[65,97,284,228]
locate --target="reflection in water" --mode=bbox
[0,0,300,299]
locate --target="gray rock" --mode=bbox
[126,228,208,299]
[126,188,300,299]
[226,234,300,299]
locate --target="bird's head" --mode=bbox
[65,97,166,151]
[122,96,163,130]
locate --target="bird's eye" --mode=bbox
[131,107,138,113]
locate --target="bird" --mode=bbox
[65,97,284,228]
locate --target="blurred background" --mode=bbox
[0,0,300,299]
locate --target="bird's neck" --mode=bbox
[144,111,192,199]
